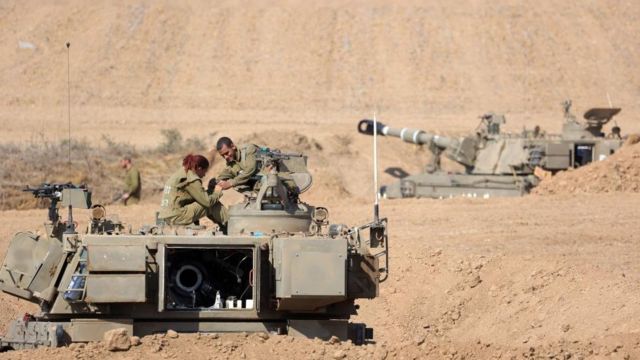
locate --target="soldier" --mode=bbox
[215,137,260,193]
[120,156,141,205]
[158,154,227,231]
[606,126,622,139]
[527,125,546,139]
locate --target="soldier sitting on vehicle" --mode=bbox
[158,154,227,232]
[214,137,304,203]
[215,137,260,194]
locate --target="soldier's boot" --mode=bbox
[207,202,229,234]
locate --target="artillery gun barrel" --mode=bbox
[358,119,453,149]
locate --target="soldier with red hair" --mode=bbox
[158,154,227,231]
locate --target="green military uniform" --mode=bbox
[218,144,260,192]
[158,168,228,226]
[124,166,141,205]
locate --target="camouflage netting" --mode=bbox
[533,138,640,195]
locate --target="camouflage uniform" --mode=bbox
[158,168,227,226]
[123,166,141,205]
[218,144,260,192]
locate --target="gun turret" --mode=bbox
[23,183,91,225]
[255,147,313,194]
[357,119,478,168]
[226,148,316,235]
[561,99,622,139]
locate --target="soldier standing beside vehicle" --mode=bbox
[215,137,260,193]
[158,154,227,231]
[120,156,141,205]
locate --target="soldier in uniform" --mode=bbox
[215,137,260,193]
[158,154,227,231]
[606,125,622,139]
[120,156,141,205]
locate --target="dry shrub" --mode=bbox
[0,130,209,210]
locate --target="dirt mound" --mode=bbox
[533,143,640,195]
[238,131,323,154]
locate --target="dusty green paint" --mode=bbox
[0,149,387,348]
[359,100,626,199]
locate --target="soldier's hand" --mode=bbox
[214,184,223,193]
[206,178,218,194]
[122,193,130,200]
[218,180,233,190]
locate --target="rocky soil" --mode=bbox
[534,142,640,195]
[1,0,639,359]
[1,193,639,359]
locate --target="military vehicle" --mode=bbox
[358,100,625,199]
[0,149,388,350]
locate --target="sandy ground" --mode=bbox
[0,194,639,359]
[1,0,640,358]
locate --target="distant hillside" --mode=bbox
[1,0,638,115]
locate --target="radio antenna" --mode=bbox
[373,111,379,222]
[66,42,71,166]
[606,92,613,108]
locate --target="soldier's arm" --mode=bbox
[217,166,234,181]
[184,180,222,208]
[230,146,258,186]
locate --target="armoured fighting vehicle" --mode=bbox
[358,101,625,199]
[0,149,388,349]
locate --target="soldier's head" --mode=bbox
[120,156,132,169]
[183,154,210,178]
[216,137,237,162]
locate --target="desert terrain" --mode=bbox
[0,0,639,359]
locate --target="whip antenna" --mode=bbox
[66,42,71,166]
[373,111,379,222]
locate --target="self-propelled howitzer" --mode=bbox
[0,150,388,350]
[358,101,625,199]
